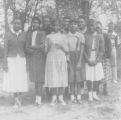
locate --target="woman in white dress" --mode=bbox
[3,17,28,108]
[84,19,104,101]
[45,21,68,106]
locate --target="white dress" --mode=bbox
[45,32,68,88]
[86,36,104,81]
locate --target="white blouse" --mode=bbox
[32,31,37,46]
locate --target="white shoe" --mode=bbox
[93,92,100,101]
[35,96,42,105]
[70,95,77,103]
[77,94,81,100]
[59,95,66,106]
[50,96,57,106]
[113,80,118,83]
[89,92,93,102]
[13,97,21,109]
[13,104,19,109]
[77,95,82,104]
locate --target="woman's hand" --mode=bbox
[3,61,8,72]
[88,60,97,66]
[76,62,82,69]
[66,54,70,61]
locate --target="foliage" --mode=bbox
[2,0,121,31]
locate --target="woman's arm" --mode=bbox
[96,35,104,63]
[76,34,85,68]
[25,32,34,54]
[77,44,84,68]
[3,32,8,71]
[32,31,46,52]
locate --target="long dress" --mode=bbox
[26,30,46,83]
[3,31,28,93]
[45,32,68,88]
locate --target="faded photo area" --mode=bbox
[0,0,121,120]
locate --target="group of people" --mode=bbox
[2,15,119,108]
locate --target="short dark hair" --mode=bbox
[69,19,79,25]
[32,16,41,24]
[12,16,22,24]
[96,21,102,26]
[108,21,114,26]
[87,19,95,26]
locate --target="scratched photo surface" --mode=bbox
[0,0,121,120]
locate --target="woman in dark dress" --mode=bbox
[67,20,85,104]
[26,17,46,106]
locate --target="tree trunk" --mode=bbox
[55,0,59,21]
[81,0,90,21]
[3,0,9,32]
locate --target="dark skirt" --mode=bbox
[28,54,45,83]
[68,52,85,83]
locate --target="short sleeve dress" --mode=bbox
[44,32,68,88]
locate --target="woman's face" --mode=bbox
[79,18,86,30]
[89,22,96,33]
[70,22,78,33]
[108,23,114,32]
[32,19,40,30]
[96,23,102,33]
[13,19,22,32]
[64,19,70,28]
[43,18,51,28]
[54,22,60,32]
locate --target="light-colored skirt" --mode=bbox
[86,62,104,81]
[45,49,68,88]
[3,55,28,93]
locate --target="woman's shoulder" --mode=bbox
[37,30,46,35]
[46,32,55,38]
[5,31,13,37]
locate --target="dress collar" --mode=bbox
[11,29,22,36]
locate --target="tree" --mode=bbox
[3,0,121,32]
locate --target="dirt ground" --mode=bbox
[0,81,121,120]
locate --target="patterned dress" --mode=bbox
[102,58,112,83]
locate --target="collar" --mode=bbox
[11,28,22,36]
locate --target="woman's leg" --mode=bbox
[58,87,66,105]
[96,81,101,94]
[86,80,93,101]
[13,92,22,108]
[86,80,92,92]
[93,81,100,100]
[77,83,81,103]
[35,82,43,105]
[103,83,108,95]
[70,83,76,102]
[50,88,58,106]
[77,81,84,103]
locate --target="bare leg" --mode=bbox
[58,87,66,105]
